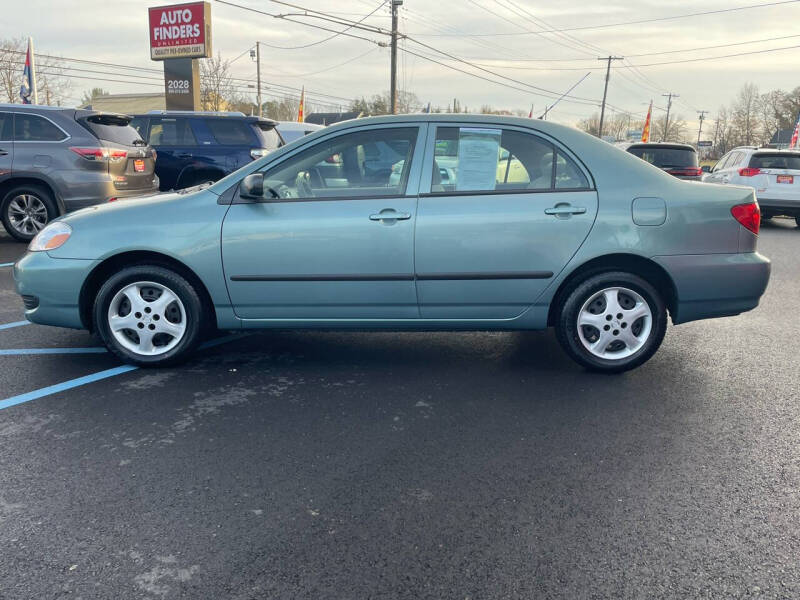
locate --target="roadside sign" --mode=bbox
[149,2,212,60]
[698,140,713,147]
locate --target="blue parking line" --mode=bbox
[0,347,107,356]
[0,262,13,268]
[0,320,29,330]
[0,332,250,411]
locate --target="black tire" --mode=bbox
[93,265,205,367]
[555,271,667,373]
[1,184,58,242]
[795,216,800,228]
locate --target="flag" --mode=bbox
[641,100,652,142]
[528,104,533,118]
[297,86,305,123]
[423,102,431,114]
[790,111,800,149]
[20,37,37,105]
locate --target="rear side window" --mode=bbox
[749,153,800,170]
[555,152,589,189]
[205,119,255,145]
[14,114,67,142]
[627,146,697,168]
[82,114,144,146]
[147,118,195,146]
[129,117,148,140]
[0,113,11,141]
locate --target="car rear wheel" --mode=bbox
[1,185,57,242]
[555,271,667,373]
[94,265,204,367]
[795,216,800,228]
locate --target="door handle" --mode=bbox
[370,210,411,221]
[177,153,193,159]
[0,149,7,156]
[545,204,586,216]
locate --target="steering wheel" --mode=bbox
[295,172,314,198]
[308,167,326,189]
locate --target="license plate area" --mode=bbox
[133,159,145,173]
[777,174,793,184]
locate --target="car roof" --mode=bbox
[0,103,72,112]
[276,121,324,132]
[129,111,278,127]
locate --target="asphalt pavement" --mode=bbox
[0,220,799,599]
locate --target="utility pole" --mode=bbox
[597,56,622,139]
[696,110,708,146]
[662,92,679,141]
[256,42,262,117]
[390,0,402,115]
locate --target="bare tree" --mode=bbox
[199,52,235,111]
[0,37,70,105]
[577,113,600,137]
[732,83,760,146]
[758,89,784,144]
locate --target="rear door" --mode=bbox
[414,124,598,319]
[0,112,12,183]
[79,114,156,194]
[146,117,196,190]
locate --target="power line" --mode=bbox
[408,0,800,36]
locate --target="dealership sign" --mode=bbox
[149,2,211,60]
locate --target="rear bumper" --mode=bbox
[654,252,771,325]
[61,176,160,212]
[13,251,96,329]
[758,198,800,216]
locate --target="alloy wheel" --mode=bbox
[7,194,48,236]
[576,286,653,360]
[107,281,187,356]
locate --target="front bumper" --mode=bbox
[13,252,97,329]
[654,252,771,325]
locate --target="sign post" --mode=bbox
[148,2,211,111]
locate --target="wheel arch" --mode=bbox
[546,253,679,327]
[79,250,217,332]
[0,177,64,214]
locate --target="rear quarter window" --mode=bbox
[205,119,256,145]
[749,153,800,170]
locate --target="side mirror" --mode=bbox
[240,173,264,201]
[701,165,711,173]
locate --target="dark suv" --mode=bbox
[129,111,283,191]
[0,105,158,241]
[624,142,702,181]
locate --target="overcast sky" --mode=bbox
[4,0,800,131]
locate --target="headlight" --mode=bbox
[28,222,72,252]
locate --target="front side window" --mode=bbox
[429,127,588,193]
[257,127,418,200]
[147,118,195,146]
[14,114,67,142]
[0,113,11,142]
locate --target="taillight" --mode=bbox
[668,167,702,177]
[738,167,761,177]
[731,202,760,235]
[70,147,127,162]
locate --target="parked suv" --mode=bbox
[624,142,702,180]
[129,111,283,191]
[703,146,800,227]
[0,105,158,241]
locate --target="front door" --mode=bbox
[222,125,424,321]
[415,124,598,319]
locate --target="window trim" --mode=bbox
[418,122,595,197]
[233,123,426,204]
[12,111,70,143]
[0,111,13,142]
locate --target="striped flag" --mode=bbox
[641,101,652,142]
[297,86,305,123]
[790,111,800,149]
[19,37,37,105]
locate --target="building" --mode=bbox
[82,93,166,114]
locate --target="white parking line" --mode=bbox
[0,320,30,330]
[0,262,14,268]
[0,333,250,411]
[0,347,107,356]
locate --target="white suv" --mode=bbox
[703,146,800,227]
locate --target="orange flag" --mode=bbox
[297,86,305,123]
[641,101,652,142]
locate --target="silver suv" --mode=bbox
[703,146,800,227]
[0,105,159,242]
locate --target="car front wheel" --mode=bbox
[555,271,667,373]
[94,266,204,367]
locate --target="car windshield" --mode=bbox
[749,153,800,170]
[627,146,698,168]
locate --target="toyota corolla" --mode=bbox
[13,115,771,373]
